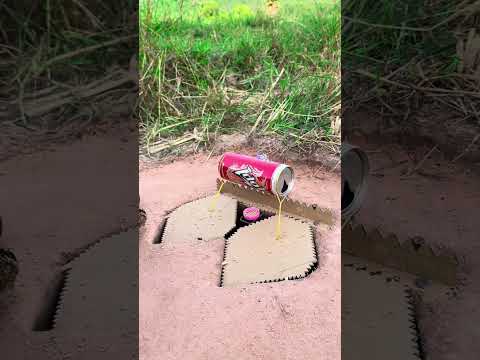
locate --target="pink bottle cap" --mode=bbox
[243,207,260,221]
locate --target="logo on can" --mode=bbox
[229,164,266,190]
[219,152,294,195]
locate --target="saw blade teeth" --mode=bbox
[218,178,334,224]
[160,194,238,245]
[153,217,169,244]
[344,222,459,285]
[52,269,71,330]
[405,288,425,360]
[62,227,133,269]
[221,217,318,286]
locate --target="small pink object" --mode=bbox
[243,207,260,221]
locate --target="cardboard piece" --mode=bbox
[342,264,421,360]
[221,216,317,286]
[161,194,238,245]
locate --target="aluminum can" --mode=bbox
[218,152,294,196]
[341,143,369,220]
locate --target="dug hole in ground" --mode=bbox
[0,125,138,359]
[344,110,480,360]
[139,148,341,360]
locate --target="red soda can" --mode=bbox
[218,152,294,196]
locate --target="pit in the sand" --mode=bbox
[157,193,319,287]
[154,152,330,287]
[154,153,332,286]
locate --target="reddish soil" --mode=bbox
[347,133,480,360]
[139,150,341,360]
[0,126,137,359]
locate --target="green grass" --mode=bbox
[342,0,479,116]
[140,0,340,155]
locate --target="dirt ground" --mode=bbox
[347,132,480,360]
[0,126,138,359]
[139,150,341,360]
[6,123,477,359]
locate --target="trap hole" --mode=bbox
[153,217,168,244]
[224,202,274,240]
[32,270,69,331]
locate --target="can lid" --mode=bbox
[341,144,369,219]
[272,164,294,196]
[243,207,260,221]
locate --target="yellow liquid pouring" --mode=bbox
[275,193,287,240]
[209,179,226,212]
[211,178,286,240]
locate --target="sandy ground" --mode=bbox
[3,122,476,359]
[139,151,341,360]
[348,134,480,360]
[0,126,138,359]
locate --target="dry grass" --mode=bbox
[343,0,480,125]
[0,1,137,159]
[140,0,341,159]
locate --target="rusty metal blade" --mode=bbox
[342,220,458,286]
[217,178,335,225]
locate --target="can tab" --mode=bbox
[256,154,269,161]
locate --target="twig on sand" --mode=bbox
[404,145,438,177]
[206,145,216,161]
[451,134,480,163]
[148,131,202,155]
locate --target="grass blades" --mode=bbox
[139,0,340,156]
[342,0,480,117]
[1,1,137,160]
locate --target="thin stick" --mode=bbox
[148,134,197,154]
[356,69,480,98]
[157,118,199,133]
[452,134,480,163]
[42,35,135,70]
[405,145,438,176]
